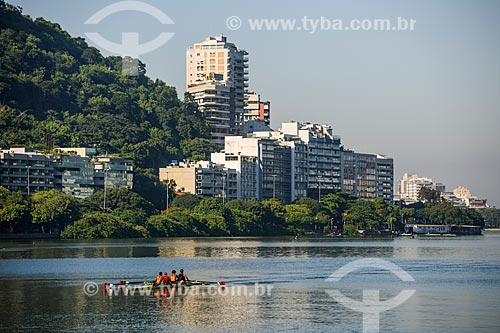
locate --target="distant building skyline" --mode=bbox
[398,172,489,208]
[160,123,394,204]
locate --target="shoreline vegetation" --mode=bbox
[0,185,494,240]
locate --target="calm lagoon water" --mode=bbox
[1,233,499,332]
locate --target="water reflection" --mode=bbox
[0,238,400,259]
[2,234,500,260]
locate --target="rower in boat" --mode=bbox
[154,272,163,286]
[162,271,170,285]
[169,270,178,283]
[178,268,189,284]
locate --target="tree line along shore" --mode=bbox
[2,186,495,239]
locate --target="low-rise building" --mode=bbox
[441,192,467,208]
[159,161,237,202]
[93,156,134,191]
[452,186,487,208]
[0,148,54,195]
[1,147,133,197]
[54,154,95,198]
[404,224,482,235]
[404,224,452,234]
[432,182,446,193]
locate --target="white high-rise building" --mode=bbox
[211,152,260,201]
[187,80,232,146]
[223,135,293,203]
[399,173,433,203]
[223,122,342,202]
[186,34,248,145]
[281,122,342,198]
[341,150,394,202]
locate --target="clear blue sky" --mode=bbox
[11,0,500,206]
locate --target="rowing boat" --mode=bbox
[103,279,225,292]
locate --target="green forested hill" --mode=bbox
[0,1,218,208]
[0,1,216,169]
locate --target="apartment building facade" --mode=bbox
[281,122,342,199]
[93,156,134,191]
[185,80,232,146]
[159,161,238,202]
[0,148,133,197]
[342,150,394,202]
[223,136,293,203]
[243,91,271,126]
[211,153,260,201]
[186,34,248,144]
[0,148,54,195]
[53,155,95,198]
[399,173,433,203]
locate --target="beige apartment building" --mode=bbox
[243,91,271,126]
[159,161,237,202]
[187,81,232,146]
[186,34,248,145]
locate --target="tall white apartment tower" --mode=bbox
[186,34,248,146]
[399,173,433,203]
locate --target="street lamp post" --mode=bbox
[318,177,322,202]
[26,165,31,196]
[165,172,169,210]
[399,199,405,226]
[222,172,226,204]
[103,168,109,211]
[272,174,277,199]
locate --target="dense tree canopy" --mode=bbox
[61,212,146,239]
[345,200,384,230]
[171,193,203,210]
[31,189,80,232]
[0,184,487,238]
[480,208,500,228]
[417,187,442,205]
[82,188,156,216]
[0,186,29,232]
